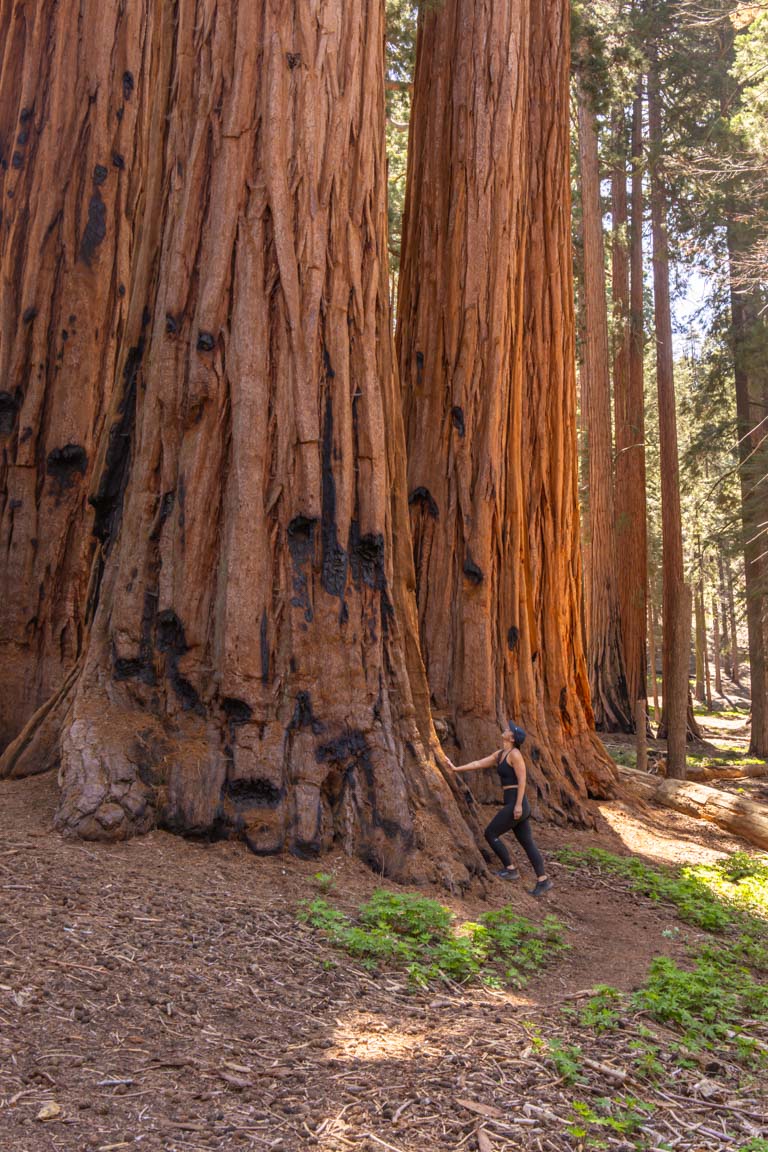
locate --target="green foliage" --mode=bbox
[558,847,768,1062]
[733,12,768,161]
[567,1096,653,1142]
[629,1038,665,1081]
[385,0,417,278]
[556,847,737,932]
[299,890,567,988]
[739,1140,768,1152]
[575,985,623,1032]
[633,954,768,1055]
[546,1038,584,1084]
[312,871,335,894]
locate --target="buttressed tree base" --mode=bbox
[0,0,613,880]
[396,0,616,818]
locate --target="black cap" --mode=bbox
[508,722,526,746]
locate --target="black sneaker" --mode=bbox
[495,867,520,880]
[530,878,553,897]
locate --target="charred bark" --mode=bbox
[0,0,158,753]
[1,0,487,885]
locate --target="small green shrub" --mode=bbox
[312,871,335,894]
[632,955,768,1055]
[575,985,623,1032]
[567,1096,652,1141]
[629,1039,665,1080]
[299,890,567,987]
[546,1038,583,1083]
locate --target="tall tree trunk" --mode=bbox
[0,0,154,757]
[396,0,615,819]
[523,0,616,806]
[727,558,741,686]
[613,90,648,714]
[695,575,706,705]
[0,0,487,885]
[718,554,732,680]
[648,593,660,726]
[648,58,691,777]
[704,595,713,711]
[576,78,632,733]
[712,591,723,697]
[725,223,768,756]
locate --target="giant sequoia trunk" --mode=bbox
[576,84,632,732]
[613,91,649,714]
[396,0,616,819]
[0,0,153,756]
[0,0,488,885]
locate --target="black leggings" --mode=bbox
[484,795,545,876]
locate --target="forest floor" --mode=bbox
[2,717,767,1152]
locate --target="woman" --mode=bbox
[449,722,552,896]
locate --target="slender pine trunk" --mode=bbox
[648,57,690,777]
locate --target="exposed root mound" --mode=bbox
[54,685,487,888]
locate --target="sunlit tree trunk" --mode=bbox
[0,0,487,884]
[648,57,691,777]
[397,0,615,819]
[576,77,631,733]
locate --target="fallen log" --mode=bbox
[684,763,768,783]
[617,765,768,851]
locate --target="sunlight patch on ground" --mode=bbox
[326,1011,427,1061]
[596,802,730,867]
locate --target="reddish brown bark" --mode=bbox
[0,0,154,758]
[1,0,487,884]
[613,91,649,714]
[396,0,615,819]
[523,0,615,805]
[576,83,632,732]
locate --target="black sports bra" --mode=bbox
[497,751,519,791]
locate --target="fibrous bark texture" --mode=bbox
[1,0,487,885]
[0,0,152,755]
[576,84,632,733]
[613,93,648,714]
[396,0,615,820]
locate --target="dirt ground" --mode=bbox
[1,749,767,1152]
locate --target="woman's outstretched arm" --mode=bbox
[447,751,500,773]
